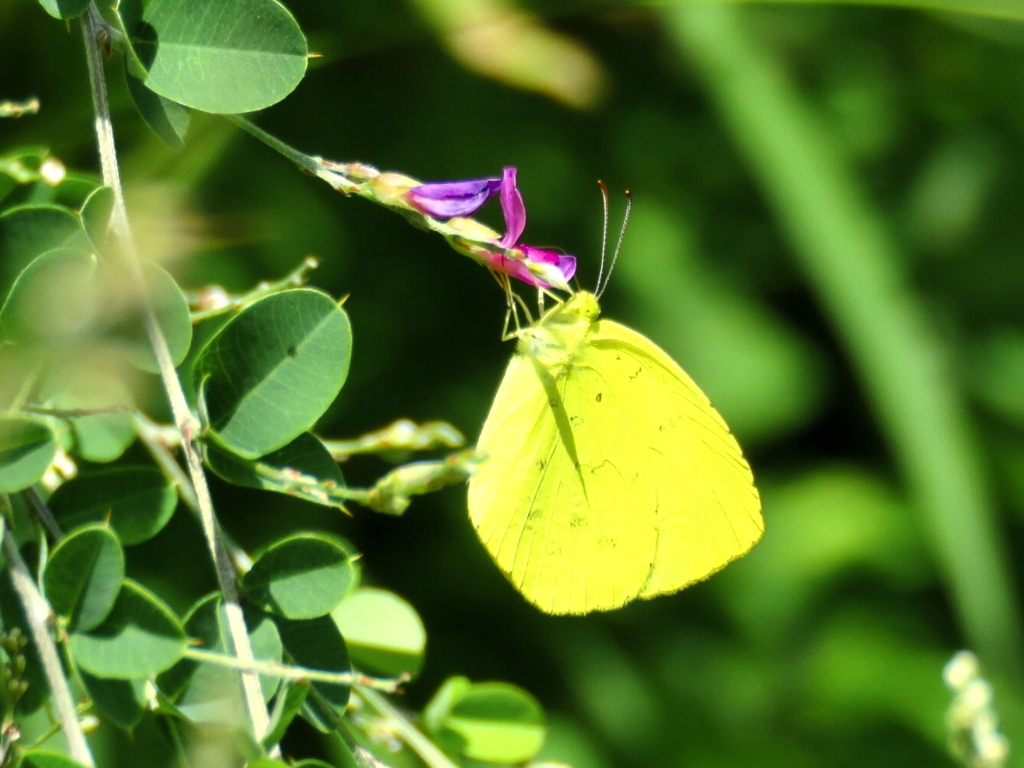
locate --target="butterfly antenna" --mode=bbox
[594,179,610,295]
[597,188,631,300]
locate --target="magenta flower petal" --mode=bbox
[498,166,526,248]
[407,176,501,219]
[519,245,576,286]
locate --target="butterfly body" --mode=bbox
[468,290,763,615]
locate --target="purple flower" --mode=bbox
[493,167,576,289]
[409,166,576,290]
[406,175,502,219]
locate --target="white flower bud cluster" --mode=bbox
[943,650,1009,767]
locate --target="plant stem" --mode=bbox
[356,687,460,768]
[0,515,94,767]
[183,648,405,692]
[81,4,270,741]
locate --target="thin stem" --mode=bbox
[182,648,406,692]
[80,4,270,740]
[225,114,320,174]
[356,687,460,768]
[0,515,94,767]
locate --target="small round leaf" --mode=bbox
[245,534,356,620]
[438,682,546,764]
[48,466,177,545]
[194,289,352,458]
[333,587,425,678]
[68,579,186,679]
[43,524,125,631]
[0,416,57,492]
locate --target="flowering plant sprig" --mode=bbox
[315,160,576,291]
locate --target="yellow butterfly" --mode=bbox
[468,288,763,614]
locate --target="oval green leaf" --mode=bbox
[0,204,88,286]
[116,0,307,114]
[333,587,425,679]
[123,60,191,151]
[439,681,546,764]
[0,416,57,493]
[194,289,352,458]
[245,534,356,620]
[68,579,186,679]
[276,615,350,732]
[39,367,135,463]
[47,466,177,545]
[43,524,125,632]
[158,595,282,723]
[0,247,98,344]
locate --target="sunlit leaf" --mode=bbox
[116,0,308,114]
[333,587,425,678]
[245,534,356,620]
[194,289,352,458]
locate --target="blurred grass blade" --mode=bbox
[665,4,1022,673]
[733,0,1024,23]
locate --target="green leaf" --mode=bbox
[0,204,87,286]
[206,432,346,508]
[116,0,308,114]
[39,367,135,463]
[43,524,125,632]
[124,60,191,151]
[194,289,352,458]
[424,679,546,764]
[79,670,146,729]
[0,416,57,493]
[120,262,193,372]
[48,466,177,545]
[18,749,91,768]
[68,579,186,679]
[245,534,356,620]
[158,595,281,723]
[333,587,425,679]
[36,0,92,20]
[79,185,115,252]
[0,247,98,344]
[276,615,350,732]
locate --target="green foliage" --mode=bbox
[244,533,356,619]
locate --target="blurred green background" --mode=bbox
[4,0,1024,766]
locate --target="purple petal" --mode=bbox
[406,176,501,219]
[498,166,526,248]
[482,245,576,289]
[519,245,576,287]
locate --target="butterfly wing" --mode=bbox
[587,318,763,598]
[469,350,659,614]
